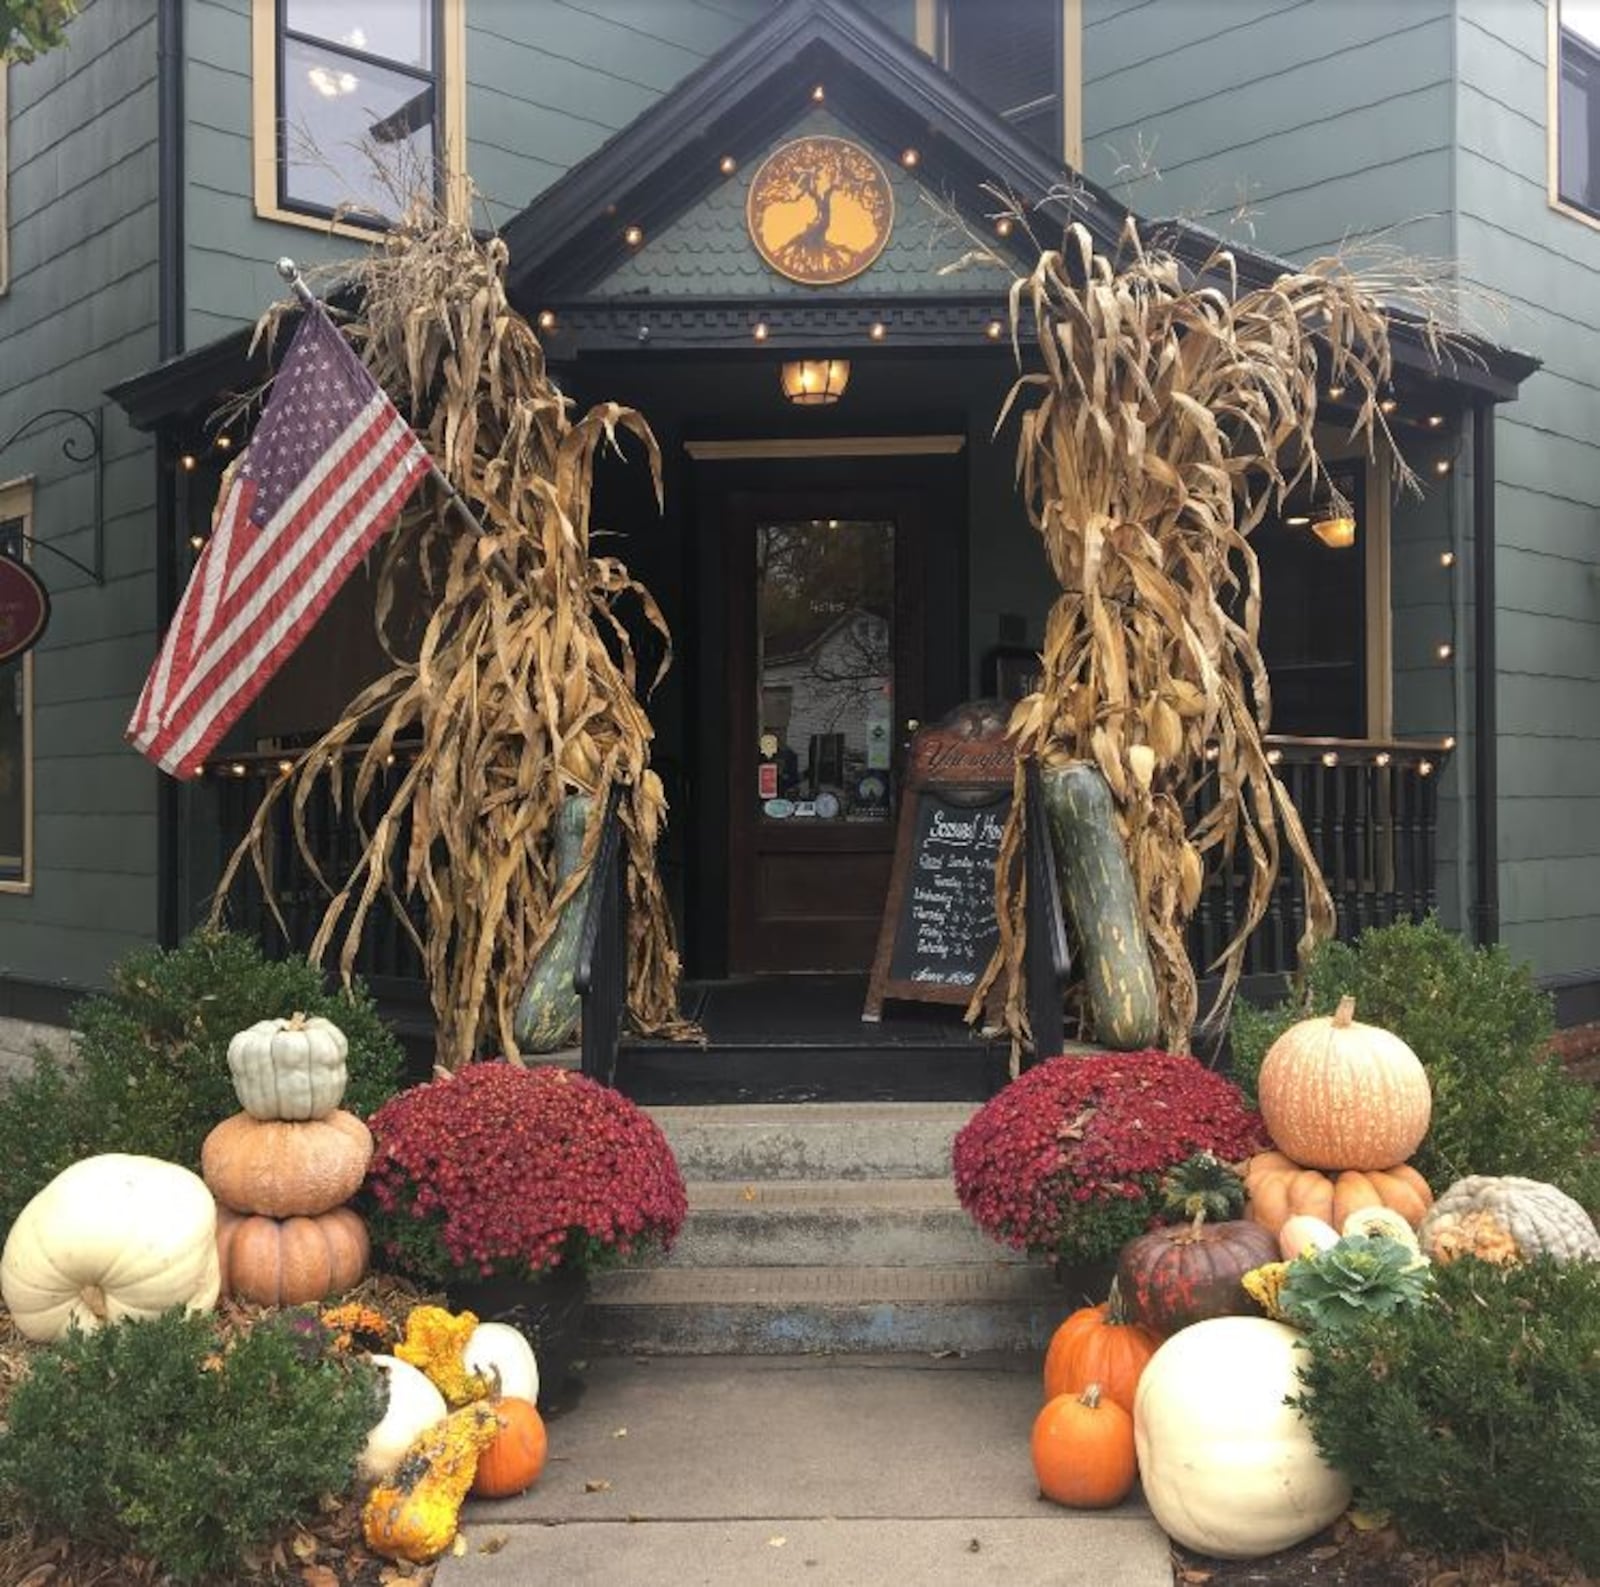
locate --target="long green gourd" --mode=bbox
[512,792,595,1054]
[1040,762,1161,1050]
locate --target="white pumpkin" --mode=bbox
[0,1154,221,1342]
[1134,1316,1351,1559]
[228,1012,349,1121]
[358,1354,450,1481]
[463,1321,539,1405]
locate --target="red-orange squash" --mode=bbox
[1257,997,1431,1170]
[470,1397,548,1498]
[1243,1151,1433,1235]
[215,1206,369,1305]
[1031,1384,1137,1508]
[202,1109,372,1218]
[1042,1283,1160,1414]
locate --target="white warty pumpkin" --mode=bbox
[358,1355,450,1481]
[0,1154,221,1341]
[228,1012,349,1121]
[463,1321,540,1405]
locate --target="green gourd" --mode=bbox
[1040,762,1160,1050]
[513,793,595,1054]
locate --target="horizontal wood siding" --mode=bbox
[0,0,162,988]
[1457,0,1600,977]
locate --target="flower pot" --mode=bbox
[445,1265,590,1413]
[1050,1257,1117,1309]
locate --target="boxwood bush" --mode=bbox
[1229,918,1599,1210]
[0,930,404,1238]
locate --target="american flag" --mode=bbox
[128,302,433,778]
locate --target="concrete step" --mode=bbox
[588,1262,1062,1355]
[649,1101,976,1182]
[658,1177,1024,1268]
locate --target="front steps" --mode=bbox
[588,1102,1066,1356]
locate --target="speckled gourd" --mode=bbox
[201,1108,372,1218]
[1418,1175,1600,1265]
[1040,762,1160,1050]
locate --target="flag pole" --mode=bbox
[274,257,514,567]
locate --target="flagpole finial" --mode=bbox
[275,257,298,281]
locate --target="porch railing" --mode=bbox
[574,781,629,1086]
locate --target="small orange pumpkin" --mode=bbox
[1243,1150,1433,1235]
[470,1397,547,1498]
[1042,1281,1160,1413]
[215,1206,369,1305]
[1031,1383,1136,1509]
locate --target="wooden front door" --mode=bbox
[727,489,928,972]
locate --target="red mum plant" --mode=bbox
[364,1063,687,1285]
[953,1051,1267,1266]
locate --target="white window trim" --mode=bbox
[251,0,468,239]
[925,0,1083,170]
[1549,0,1600,233]
[0,476,36,895]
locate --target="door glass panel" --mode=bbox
[756,518,894,823]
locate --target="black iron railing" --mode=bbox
[574,781,629,1086]
[1022,759,1072,1067]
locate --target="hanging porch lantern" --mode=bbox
[1310,511,1357,549]
[780,358,851,405]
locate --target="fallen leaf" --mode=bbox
[768,1536,787,1548]
[1178,1571,1211,1584]
[930,1349,962,1360]
[300,1568,340,1587]
[584,1479,612,1493]
[612,1427,628,1438]
[742,1186,757,1202]
[451,1533,469,1556]
[1308,1545,1340,1560]
[1348,1506,1392,1531]
[290,1532,320,1562]
[478,1535,508,1555]
[967,1537,982,1553]
[1428,1575,1465,1587]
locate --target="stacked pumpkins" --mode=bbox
[203,1013,373,1305]
[1031,998,1437,1558]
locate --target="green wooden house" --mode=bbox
[0,0,1591,1078]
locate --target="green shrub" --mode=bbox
[1227,918,1599,1210]
[0,1308,382,1584]
[0,930,404,1237]
[1292,1256,1600,1571]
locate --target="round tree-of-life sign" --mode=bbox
[746,136,895,285]
[0,555,49,664]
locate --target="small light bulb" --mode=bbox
[1426,414,1446,428]
[1204,744,1220,762]
[229,762,247,777]
[1440,550,1456,569]
[537,309,557,331]
[1437,642,1454,661]
[869,321,886,341]
[188,534,205,550]
[812,84,826,102]
[1380,397,1399,415]
[623,224,644,247]
[277,759,294,775]
[1419,759,1436,777]
[985,320,1004,340]
[995,217,1014,237]
[753,321,769,342]
[719,155,737,175]
[1433,458,1452,477]
[180,453,197,472]
[1374,752,1392,768]
[1442,735,1457,751]
[1266,748,1284,766]
[1327,385,1346,400]
[900,148,920,168]
[1322,750,1339,768]
[214,434,233,451]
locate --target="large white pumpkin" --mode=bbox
[1134,1316,1351,1559]
[1,1154,221,1342]
[227,1012,349,1121]
[358,1355,449,1481]
[464,1321,539,1405]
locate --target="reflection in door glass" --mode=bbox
[756,519,893,823]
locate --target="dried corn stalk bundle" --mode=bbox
[214,196,687,1070]
[979,216,1426,1054]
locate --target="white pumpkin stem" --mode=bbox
[287,1011,308,1030]
[1332,996,1357,1028]
[80,1283,108,1319]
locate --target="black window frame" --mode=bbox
[1557,1,1600,221]
[940,0,1065,161]
[273,0,444,231]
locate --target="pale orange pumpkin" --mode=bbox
[1257,997,1431,1170]
[202,1109,373,1217]
[1243,1150,1433,1235]
[215,1206,369,1305]
[470,1397,548,1498]
[1030,1384,1137,1509]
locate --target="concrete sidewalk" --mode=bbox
[435,1354,1173,1587]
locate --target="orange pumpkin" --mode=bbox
[216,1206,369,1305]
[1257,997,1431,1170]
[1030,1383,1136,1509]
[470,1397,548,1498]
[202,1109,373,1218]
[1042,1282,1159,1414]
[1243,1150,1433,1235]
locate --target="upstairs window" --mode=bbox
[1557,0,1600,220]
[257,0,448,229]
[941,0,1063,159]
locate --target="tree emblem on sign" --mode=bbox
[746,137,895,285]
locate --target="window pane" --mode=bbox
[281,37,435,219]
[1565,0,1600,47]
[1560,27,1600,214]
[756,519,895,825]
[284,0,431,71]
[946,0,1060,155]
[0,519,26,883]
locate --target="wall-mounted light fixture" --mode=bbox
[780,359,851,405]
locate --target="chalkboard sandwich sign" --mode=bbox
[863,701,1014,1022]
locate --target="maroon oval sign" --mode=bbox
[0,554,50,664]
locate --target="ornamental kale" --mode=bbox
[1277,1233,1434,1332]
[952,1051,1267,1265]
[364,1062,687,1284]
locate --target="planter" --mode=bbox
[446,1265,591,1413]
[1049,1258,1117,1309]
[513,792,595,1053]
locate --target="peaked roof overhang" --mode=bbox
[110,0,1537,431]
